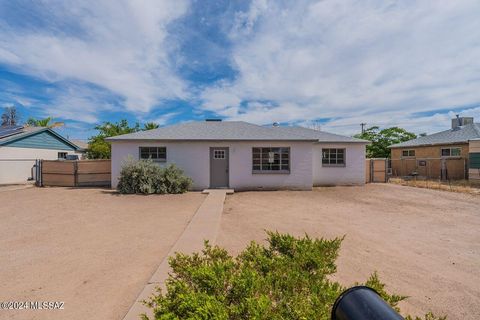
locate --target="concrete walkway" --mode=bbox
[122,189,232,320]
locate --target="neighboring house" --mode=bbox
[390,117,480,180]
[0,126,83,184]
[71,139,89,157]
[107,120,368,190]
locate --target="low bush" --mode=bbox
[117,159,192,194]
[143,232,445,320]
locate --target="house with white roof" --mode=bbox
[107,120,368,190]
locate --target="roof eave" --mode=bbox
[106,138,318,142]
[390,140,470,148]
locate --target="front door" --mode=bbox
[210,147,229,188]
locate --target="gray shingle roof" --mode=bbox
[106,121,363,143]
[271,126,369,143]
[390,123,480,148]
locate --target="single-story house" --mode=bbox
[71,139,89,154]
[107,120,368,190]
[390,116,480,180]
[0,126,83,184]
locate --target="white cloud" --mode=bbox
[200,0,480,133]
[42,85,117,124]
[150,112,179,126]
[0,0,190,113]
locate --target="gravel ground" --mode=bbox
[0,187,205,320]
[217,184,480,320]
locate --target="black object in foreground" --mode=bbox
[331,286,404,320]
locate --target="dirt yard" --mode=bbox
[218,184,480,320]
[0,187,205,320]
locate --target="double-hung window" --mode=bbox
[139,147,166,162]
[252,147,290,173]
[402,149,415,157]
[441,147,461,157]
[322,148,345,166]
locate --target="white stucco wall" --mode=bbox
[111,141,313,190]
[312,143,366,186]
[0,146,79,184]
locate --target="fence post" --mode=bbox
[74,161,79,187]
[36,159,43,187]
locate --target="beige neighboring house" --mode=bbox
[0,126,83,184]
[106,120,369,191]
[71,139,89,157]
[390,116,480,180]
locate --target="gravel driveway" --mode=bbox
[0,187,204,320]
[218,184,480,320]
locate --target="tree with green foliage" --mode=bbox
[26,116,64,128]
[86,120,139,159]
[143,122,159,130]
[354,126,417,158]
[144,231,444,320]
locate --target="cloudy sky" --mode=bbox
[1,0,479,140]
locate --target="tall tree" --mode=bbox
[354,126,416,158]
[1,106,19,126]
[26,117,64,128]
[87,120,139,159]
[143,122,159,130]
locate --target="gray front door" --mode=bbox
[210,147,229,188]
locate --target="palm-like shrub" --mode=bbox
[143,232,445,320]
[117,159,192,194]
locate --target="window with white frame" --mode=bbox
[252,147,290,173]
[58,152,67,159]
[441,147,461,157]
[139,147,166,161]
[213,149,225,159]
[402,149,415,157]
[322,148,345,166]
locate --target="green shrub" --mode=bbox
[117,159,192,194]
[143,232,445,320]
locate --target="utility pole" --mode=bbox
[360,123,366,134]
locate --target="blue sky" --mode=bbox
[1,0,480,140]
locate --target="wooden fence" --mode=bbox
[40,159,111,187]
[365,158,388,183]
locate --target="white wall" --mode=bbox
[0,146,78,184]
[111,141,313,190]
[312,143,366,186]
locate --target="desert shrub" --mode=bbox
[143,232,445,320]
[117,159,192,194]
[155,164,193,194]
